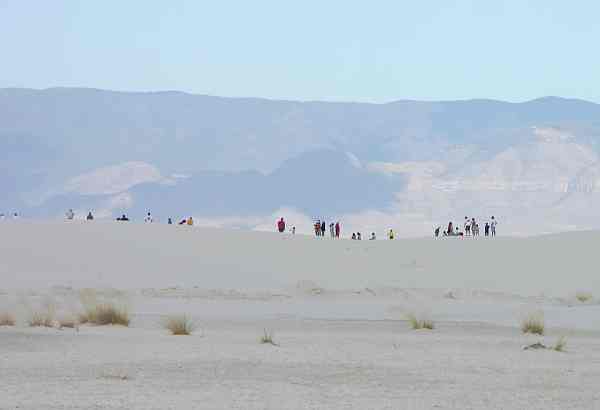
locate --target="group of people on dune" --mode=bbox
[277,217,397,241]
[67,210,195,226]
[434,216,498,238]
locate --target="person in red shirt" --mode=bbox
[277,217,286,233]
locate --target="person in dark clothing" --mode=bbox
[86,211,94,221]
[321,221,326,236]
[357,232,362,240]
[335,222,340,238]
[168,218,173,225]
[484,222,490,237]
[277,217,286,233]
[434,226,440,237]
[352,233,356,240]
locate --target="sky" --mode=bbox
[1,0,599,103]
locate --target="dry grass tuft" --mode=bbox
[57,315,79,330]
[163,315,196,335]
[575,291,593,303]
[27,311,55,327]
[79,303,130,326]
[521,311,545,335]
[78,290,130,326]
[0,312,16,326]
[27,299,56,327]
[260,328,278,346]
[406,313,435,330]
[553,336,567,352]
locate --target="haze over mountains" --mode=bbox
[2,87,600,236]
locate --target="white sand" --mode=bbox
[1,222,600,409]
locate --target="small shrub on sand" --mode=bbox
[260,328,278,346]
[79,303,130,326]
[163,315,196,335]
[57,315,79,330]
[406,313,435,330]
[521,312,545,335]
[575,292,593,303]
[78,290,130,326]
[553,336,567,352]
[27,311,55,327]
[0,312,16,326]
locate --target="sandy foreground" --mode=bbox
[1,222,600,409]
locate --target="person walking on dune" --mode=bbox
[277,217,286,233]
[490,216,497,237]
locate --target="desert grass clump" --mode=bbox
[163,315,196,335]
[27,298,56,327]
[406,313,435,330]
[0,312,16,326]
[57,315,79,330]
[575,291,593,303]
[78,289,130,326]
[553,336,567,352]
[27,310,55,327]
[79,302,130,326]
[521,311,545,335]
[260,328,278,346]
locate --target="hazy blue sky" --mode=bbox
[1,0,598,102]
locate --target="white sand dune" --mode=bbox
[1,221,599,296]
[1,222,600,409]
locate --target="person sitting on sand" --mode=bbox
[116,214,129,221]
[179,219,187,225]
[370,232,376,240]
[352,233,356,240]
[86,211,94,221]
[186,216,194,226]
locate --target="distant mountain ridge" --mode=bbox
[2,88,600,235]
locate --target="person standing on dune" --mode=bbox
[335,222,340,238]
[490,216,497,237]
[321,220,326,237]
[277,217,286,233]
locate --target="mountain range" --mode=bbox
[2,87,600,236]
